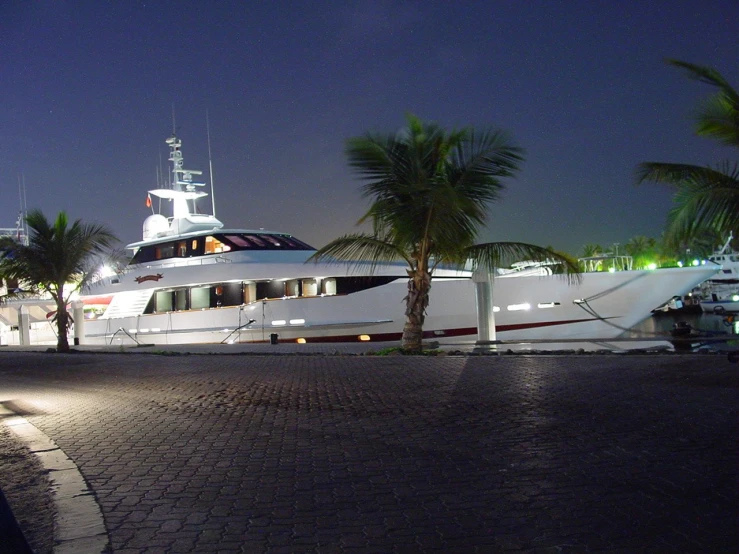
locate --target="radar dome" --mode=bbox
[143,214,169,240]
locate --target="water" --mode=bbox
[629,310,739,338]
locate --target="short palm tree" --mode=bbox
[624,235,657,269]
[309,114,579,351]
[0,210,117,352]
[636,59,739,247]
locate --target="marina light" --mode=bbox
[296,338,306,344]
[608,267,616,273]
[733,295,739,302]
[677,261,683,267]
[647,263,657,270]
[358,335,371,341]
[692,259,700,266]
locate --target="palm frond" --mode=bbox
[308,234,411,273]
[635,162,733,186]
[666,59,739,147]
[464,241,581,284]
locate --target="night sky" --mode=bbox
[1,1,736,255]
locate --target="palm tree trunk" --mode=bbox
[55,295,70,353]
[402,270,431,351]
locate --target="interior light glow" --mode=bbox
[271,320,286,326]
[537,302,560,308]
[507,303,530,311]
[151,328,160,332]
[732,295,739,302]
[647,263,657,270]
[493,306,500,312]
[608,267,616,273]
[289,318,305,325]
[677,261,684,267]
[296,338,307,344]
[358,335,371,341]
[128,329,137,333]
[139,328,149,333]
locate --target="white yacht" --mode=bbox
[699,234,739,313]
[77,135,718,346]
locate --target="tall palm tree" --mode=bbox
[0,210,117,352]
[309,114,579,351]
[636,59,739,247]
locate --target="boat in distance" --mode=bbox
[698,233,739,314]
[78,135,719,346]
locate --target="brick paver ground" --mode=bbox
[0,352,736,553]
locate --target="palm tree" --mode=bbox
[309,114,579,351]
[0,210,117,352]
[637,59,739,247]
[624,235,657,269]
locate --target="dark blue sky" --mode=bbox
[1,1,736,254]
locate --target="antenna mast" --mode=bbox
[206,110,216,217]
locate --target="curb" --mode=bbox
[0,407,109,554]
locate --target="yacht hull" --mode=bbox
[80,265,716,346]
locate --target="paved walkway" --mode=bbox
[0,352,737,553]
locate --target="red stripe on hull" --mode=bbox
[238,317,605,344]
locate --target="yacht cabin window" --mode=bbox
[131,233,315,264]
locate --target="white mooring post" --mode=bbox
[18,305,31,346]
[72,300,85,346]
[472,267,497,344]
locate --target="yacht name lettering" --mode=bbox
[135,273,164,284]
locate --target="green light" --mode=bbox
[647,263,657,270]
[692,259,700,266]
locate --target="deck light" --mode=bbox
[358,335,371,341]
[296,338,306,344]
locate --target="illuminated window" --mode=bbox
[507,303,531,311]
[537,302,560,309]
[204,236,232,254]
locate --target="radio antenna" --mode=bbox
[206,109,216,217]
